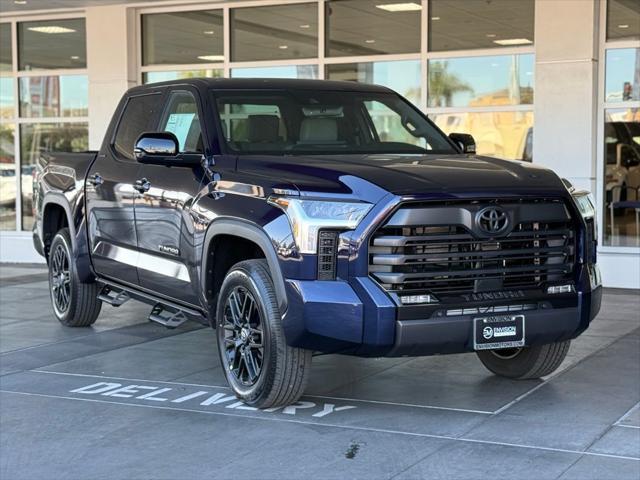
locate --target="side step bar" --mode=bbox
[98,284,131,307]
[96,278,207,328]
[149,304,188,329]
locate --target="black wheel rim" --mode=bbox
[221,286,264,387]
[50,243,71,316]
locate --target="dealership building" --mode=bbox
[0,0,638,288]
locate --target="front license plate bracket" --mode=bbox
[473,314,525,351]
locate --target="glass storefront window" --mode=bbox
[142,11,224,66]
[606,0,640,41]
[143,69,224,84]
[326,60,421,106]
[325,0,420,57]
[603,108,640,247]
[605,48,640,102]
[18,19,86,70]
[429,0,534,52]
[0,123,15,231]
[430,110,534,161]
[428,54,534,108]
[1,77,14,119]
[231,4,318,62]
[1,23,11,72]
[20,122,88,230]
[19,75,88,117]
[231,65,318,79]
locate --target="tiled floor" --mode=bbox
[0,264,638,480]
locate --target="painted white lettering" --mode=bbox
[226,401,258,411]
[136,387,172,401]
[70,382,122,394]
[282,401,316,415]
[102,385,147,398]
[312,404,357,418]
[171,391,209,403]
[200,393,237,406]
[263,406,283,413]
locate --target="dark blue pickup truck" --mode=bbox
[33,78,602,408]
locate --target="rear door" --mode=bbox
[133,87,207,306]
[86,90,163,285]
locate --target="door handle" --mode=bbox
[88,173,103,187]
[134,178,151,193]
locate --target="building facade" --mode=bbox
[0,0,638,288]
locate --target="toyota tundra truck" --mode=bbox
[33,78,602,408]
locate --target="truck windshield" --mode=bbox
[212,89,457,155]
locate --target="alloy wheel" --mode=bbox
[50,243,71,316]
[220,286,264,386]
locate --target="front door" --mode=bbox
[134,88,207,306]
[86,90,163,286]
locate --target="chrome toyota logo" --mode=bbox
[476,206,509,235]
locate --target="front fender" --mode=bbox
[200,218,289,315]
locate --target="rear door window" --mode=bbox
[113,93,161,160]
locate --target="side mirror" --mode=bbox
[449,133,476,154]
[133,132,203,167]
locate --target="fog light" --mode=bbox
[399,294,439,305]
[547,284,575,294]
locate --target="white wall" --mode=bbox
[86,4,138,150]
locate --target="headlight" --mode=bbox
[269,197,373,254]
[563,178,595,219]
[572,190,596,219]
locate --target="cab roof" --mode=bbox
[128,77,394,95]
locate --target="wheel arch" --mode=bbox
[201,218,288,316]
[42,195,74,258]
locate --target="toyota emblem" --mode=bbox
[476,206,509,236]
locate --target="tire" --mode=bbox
[476,341,570,379]
[215,259,312,408]
[48,228,102,327]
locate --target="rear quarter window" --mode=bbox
[113,93,161,160]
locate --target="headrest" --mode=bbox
[299,117,338,143]
[248,115,280,143]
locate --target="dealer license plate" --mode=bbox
[473,314,525,350]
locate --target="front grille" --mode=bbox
[369,200,577,297]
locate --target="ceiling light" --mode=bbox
[278,45,288,49]
[486,33,497,38]
[376,3,422,12]
[365,39,376,44]
[299,24,310,29]
[431,16,440,20]
[14,0,27,4]
[618,24,629,29]
[203,30,215,35]
[28,26,76,34]
[197,55,224,62]
[70,55,80,60]
[493,38,532,46]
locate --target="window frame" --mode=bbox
[0,13,88,232]
[596,0,640,252]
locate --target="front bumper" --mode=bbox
[282,274,602,357]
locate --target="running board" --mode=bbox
[148,304,188,329]
[95,278,207,328]
[97,284,130,307]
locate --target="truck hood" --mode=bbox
[238,153,567,200]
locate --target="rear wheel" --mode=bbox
[476,340,570,379]
[48,228,102,327]
[216,259,312,408]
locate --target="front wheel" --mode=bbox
[476,340,570,379]
[215,259,312,408]
[48,228,102,327]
